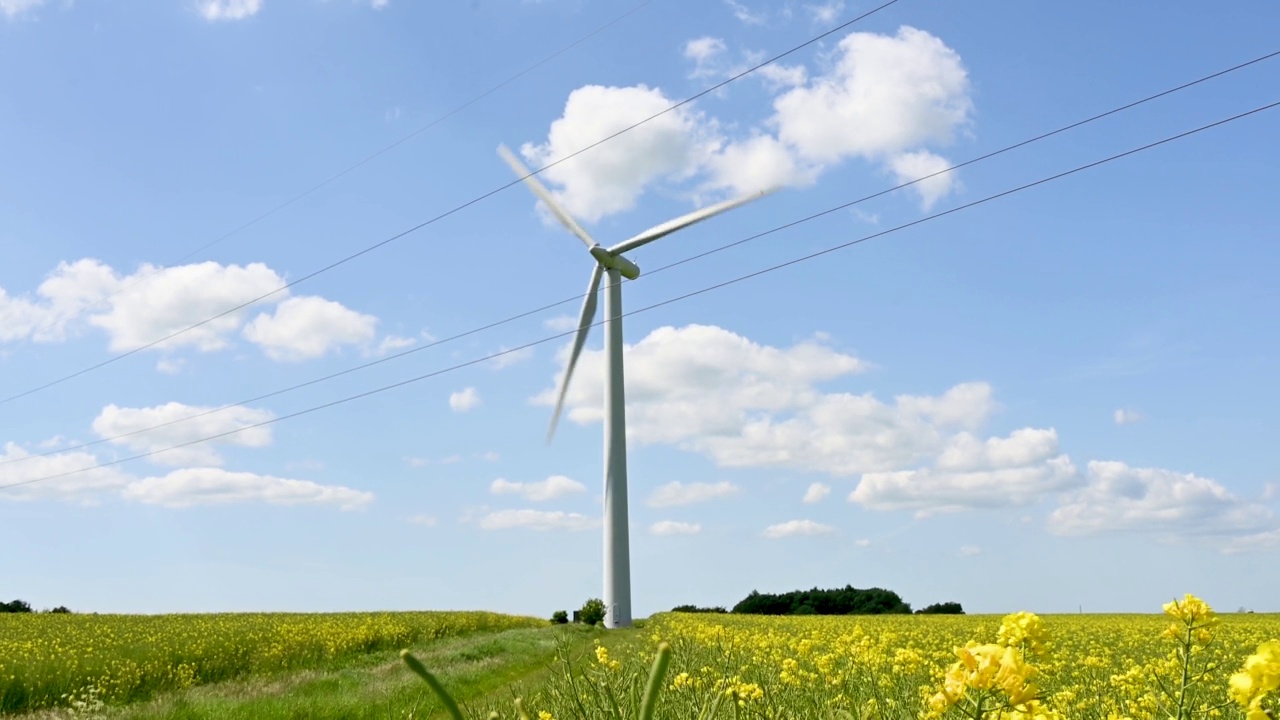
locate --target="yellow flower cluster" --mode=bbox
[925,613,1053,719]
[1229,640,1280,720]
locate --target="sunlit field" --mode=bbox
[0,610,543,713]
[3,597,1278,719]
[500,596,1280,720]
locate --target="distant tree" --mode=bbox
[578,598,606,626]
[2,599,33,614]
[671,605,728,614]
[732,586,912,616]
[916,602,965,615]
[45,606,72,614]
[551,610,568,624]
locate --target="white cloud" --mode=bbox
[650,520,702,536]
[958,545,981,557]
[449,387,481,413]
[684,36,727,78]
[853,538,872,547]
[724,0,765,25]
[478,450,501,462]
[805,0,843,25]
[91,402,275,467]
[518,84,720,222]
[707,26,972,209]
[772,27,971,163]
[514,26,972,223]
[374,334,416,355]
[0,442,130,503]
[243,295,377,362]
[543,315,580,332]
[1114,408,1144,425]
[156,357,186,375]
[763,519,834,538]
[370,0,389,9]
[122,468,372,510]
[404,456,430,468]
[802,482,831,504]
[535,324,1008,480]
[478,509,599,531]
[489,475,586,502]
[849,429,1078,517]
[647,480,739,508]
[887,150,958,210]
[0,0,45,20]
[1048,461,1276,541]
[1,259,382,363]
[488,345,534,369]
[196,0,262,21]
[408,514,437,527]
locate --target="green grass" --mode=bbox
[42,624,614,720]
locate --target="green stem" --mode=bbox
[638,643,673,720]
[400,649,466,720]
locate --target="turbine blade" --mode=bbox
[607,186,778,256]
[497,144,597,251]
[547,265,603,444]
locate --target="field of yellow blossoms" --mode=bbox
[526,595,1279,720]
[0,610,543,713]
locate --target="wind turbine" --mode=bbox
[497,144,773,629]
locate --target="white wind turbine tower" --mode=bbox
[498,144,773,629]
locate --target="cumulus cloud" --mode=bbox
[1114,408,1144,425]
[536,324,1009,480]
[543,315,580,332]
[520,26,971,214]
[408,514,437,527]
[958,545,981,557]
[243,296,377,362]
[647,480,739,508]
[92,402,275,467]
[0,442,372,510]
[684,36,727,78]
[1,259,382,363]
[0,0,45,20]
[374,335,417,356]
[518,84,720,222]
[1048,461,1276,541]
[489,475,586,502]
[196,0,262,21]
[805,0,843,25]
[122,468,373,510]
[478,509,599,531]
[449,387,481,413]
[802,482,831,503]
[887,150,958,210]
[488,345,534,369]
[849,429,1079,516]
[763,519,834,538]
[650,520,702,536]
[0,442,130,503]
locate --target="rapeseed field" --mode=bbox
[511,594,1279,720]
[0,610,543,713]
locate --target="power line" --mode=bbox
[0,0,904,408]
[2,48,1276,470]
[4,0,656,352]
[4,96,1274,492]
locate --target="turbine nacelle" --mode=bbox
[590,246,640,280]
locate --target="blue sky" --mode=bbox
[2,0,1278,618]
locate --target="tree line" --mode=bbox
[2,599,72,614]
[670,586,965,616]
